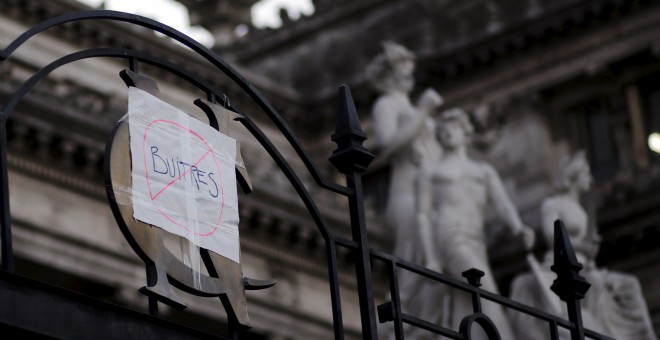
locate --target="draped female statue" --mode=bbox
[510,151,657,340]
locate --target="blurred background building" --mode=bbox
[1,0,659,338]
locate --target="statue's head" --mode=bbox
[366,41,415,94]
[436,108,473,149]
[554,151,591,193]
[545,151,599,258]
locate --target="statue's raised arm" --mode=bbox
[483,162,535,248]
[367,41,442,164]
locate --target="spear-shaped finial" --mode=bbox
[550,219,591,301]
[329,85,374,174]
[550,219,591,340]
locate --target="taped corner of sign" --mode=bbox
[110,185,134,206]
[126,87,242,264]
[118,112,130,123]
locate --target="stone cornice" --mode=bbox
[0,0,306,124]
[229,0,660,132]
[230,0,390,62]
[420,0,658,82]
[434,0,660,108]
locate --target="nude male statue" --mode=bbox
[416,108,534,339]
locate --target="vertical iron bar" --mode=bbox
[550,220,590,340]
[227,315,239,340]
[0,117,13,272]
[145,264,159,316]
[327,241,345,340]
[566,300,585,340]
[549,320,558,340]
[329,85,377,339]
[148,295,158,316]
[129,57,139,72]
[462,268,484,313]
[207,91,216,103]
[347,172,378,339]
[387,260,404,339]
[472,292,482,314]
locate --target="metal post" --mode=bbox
[462,268,485,313]
[144,264,159,316]
[148,294,159,316]
[329,85,377,339]
[550,220,591,340]
[0,116,13,272]
[326,242,346,340]
[386,261,404,339]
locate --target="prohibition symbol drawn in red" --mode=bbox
[141,118,225,237]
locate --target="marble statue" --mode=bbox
[510,151,657,340]
[415,108,535,339]
[368,40,443,260]
[367,41,443,338]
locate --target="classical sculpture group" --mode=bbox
[368,41,657,340]
[510,152,657,340]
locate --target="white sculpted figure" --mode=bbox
[416,108,535,339]
[367,41,443,338]
[510,151,657,340]
[368,40,443,261]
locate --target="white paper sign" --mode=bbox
[127,87,240,263]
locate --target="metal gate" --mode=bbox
[0,10,611,340]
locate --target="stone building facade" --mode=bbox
[218,0,660,333]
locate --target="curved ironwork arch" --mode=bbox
[0,9,615,340]
[0,10,348,196]
[459,313,502,340]
[0,10,355,337]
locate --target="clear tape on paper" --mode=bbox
[123,87,242,290]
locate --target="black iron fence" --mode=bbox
[0,10,611,340]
